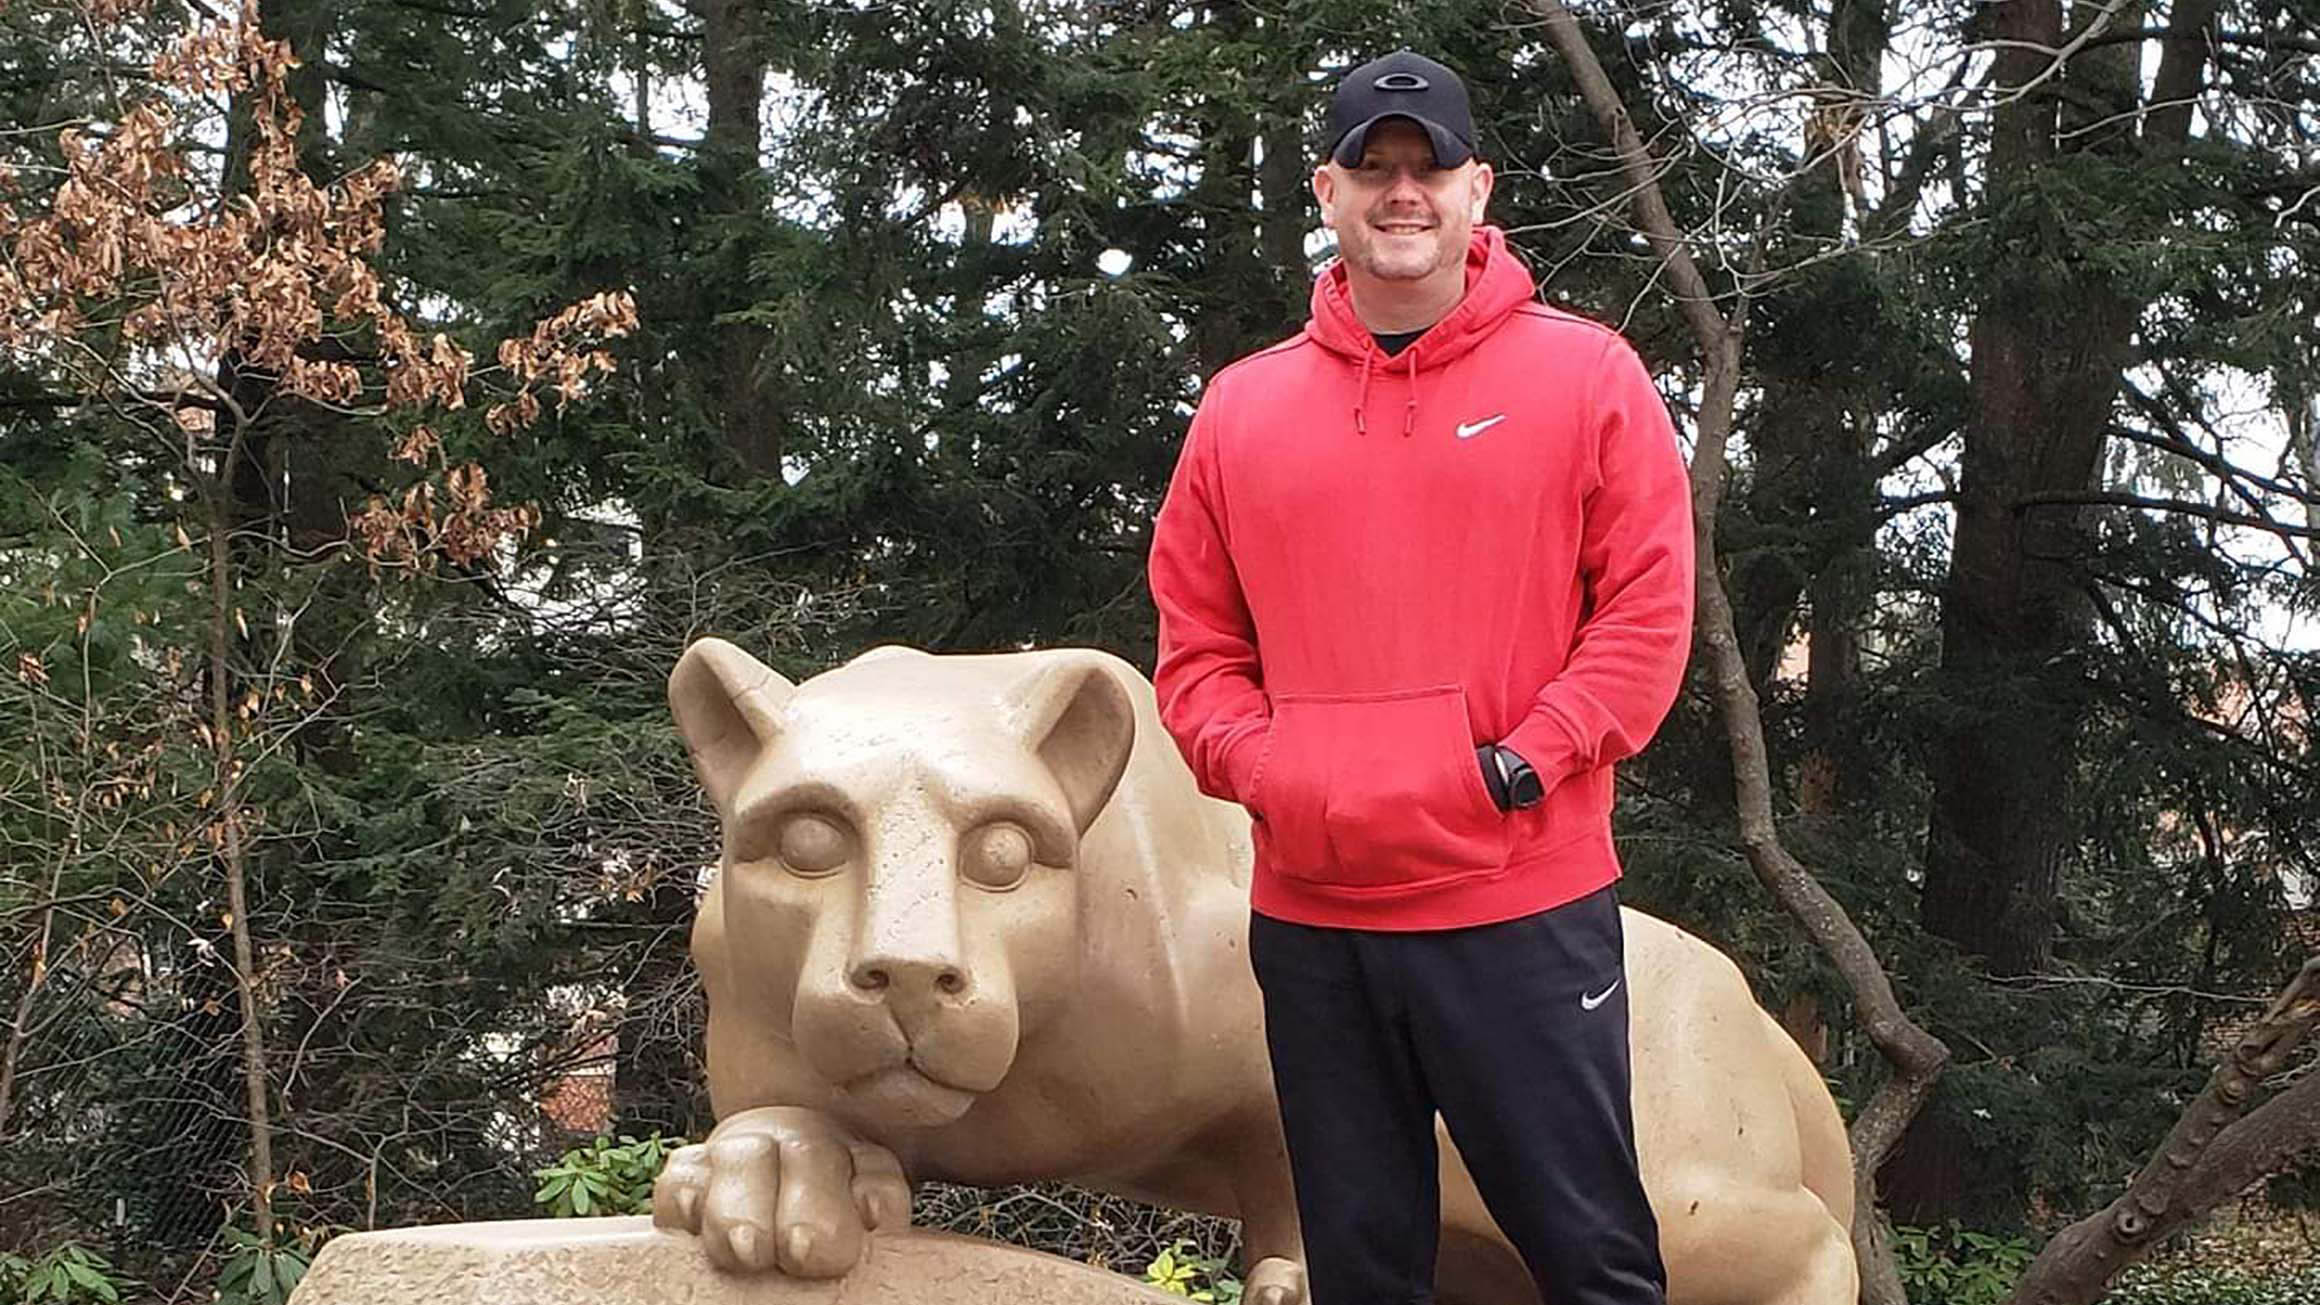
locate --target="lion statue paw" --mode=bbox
[650,1106,911,1277]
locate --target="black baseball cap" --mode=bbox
[1326,51,1476,169]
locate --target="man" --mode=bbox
[1147,51,1694,1305]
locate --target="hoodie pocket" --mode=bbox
[1252,686,1511,890]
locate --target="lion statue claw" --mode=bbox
[662,638,1856,1305]
[1243,1257,1307,1305]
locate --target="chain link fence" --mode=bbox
[0,925,1234,1302]
[0,907,706,1301]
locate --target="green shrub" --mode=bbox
[532,1133,686,1217]
[215,1225,318,1305]
[0,1244,132,1304]
[1892,1221,2034,1305]
[1143,1240,1241,1304]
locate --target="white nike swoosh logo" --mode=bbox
[1455,414,1507,440]
[1581,979,1622,1011]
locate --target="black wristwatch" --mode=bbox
[1475,744,1544,811]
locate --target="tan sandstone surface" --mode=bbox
[288,1216,1179,1304]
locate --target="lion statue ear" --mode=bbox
[669,638,796,811]
[1002,654,1135,836]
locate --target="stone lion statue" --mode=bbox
[652,639,1857,1305]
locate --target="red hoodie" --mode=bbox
[1148,227,1695,930]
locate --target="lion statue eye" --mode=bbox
[776,813,851,877]
[961,822,1035,891]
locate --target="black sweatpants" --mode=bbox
[1248,886,1666,1305]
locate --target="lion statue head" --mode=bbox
[670,639,1228,1143]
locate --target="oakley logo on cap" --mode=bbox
[1375,72,1430,91]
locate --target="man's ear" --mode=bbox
[669,638,795,811]
[1313,165,1340,229]
[1468,160,1494,224]
[1002,654,1136,835]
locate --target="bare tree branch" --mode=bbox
[2118,387,2320,511]
[2074,27,2320,58]
[2006,959,2320,1305]
[1526,5,1952,1302]
[2015,491,2320,542]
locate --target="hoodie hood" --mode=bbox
[1304,225,1538,435]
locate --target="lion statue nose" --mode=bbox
[849,956,970,1001]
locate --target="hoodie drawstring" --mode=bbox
[1354,345,1424,437]
[1402,345,1420,438]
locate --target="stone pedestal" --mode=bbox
[287,1217,1179,1304]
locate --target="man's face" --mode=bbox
[1313,119,1494,287]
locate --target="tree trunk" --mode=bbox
[209,489,277,1242]
[226,0,338,542]
[1527,7,1950,1302]
[700,0,777,477]
[632,0,653,154]
[1920,0,2217,976]
[1789,0,1883,821]
[1187,2,1262,380]
[1798,539,1868,819]
[1258,110,1309,320]
[204,0,341,1238]
[1190,135,1261,377]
